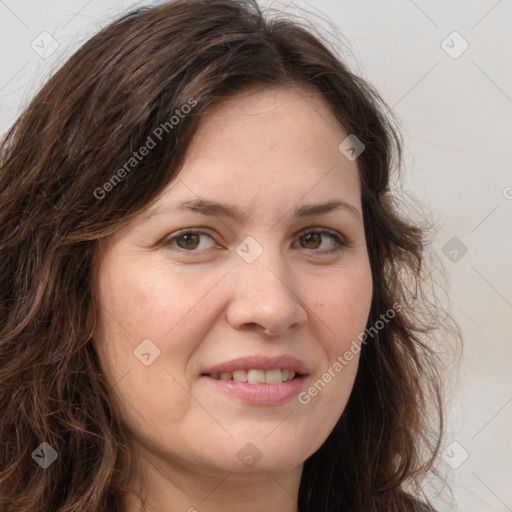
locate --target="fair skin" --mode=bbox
[92,84,373,512]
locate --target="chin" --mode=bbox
[193,440,310,475]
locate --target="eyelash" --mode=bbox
[162,228,348,255]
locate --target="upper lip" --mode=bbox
[202,355,310,375]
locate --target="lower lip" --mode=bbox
[202,375,308,404]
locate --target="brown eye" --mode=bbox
[300,232,322,249]
[297,229,346,252]
[176,233,200,250]
[164,231,216,252]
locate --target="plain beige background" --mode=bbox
[1,1,511,510]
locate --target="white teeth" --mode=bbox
[247,369,265,384]
[265,369,282,384]
[209,369,297,383]
[232,370,247,382]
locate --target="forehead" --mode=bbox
[144,84,361,214]
[198,83,346,141]
[133,84,363,228]
[177,83,357,180]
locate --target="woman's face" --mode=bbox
[92,85,373,478]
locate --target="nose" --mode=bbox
[225,244,308,337]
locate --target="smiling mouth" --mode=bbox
[203,369,301,384]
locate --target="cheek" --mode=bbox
[92,256,226,397]
[92,271,200,442]
[304,261,372,400]
[92,258,243,459]
[314,263,373,350]
[94,254,216,343]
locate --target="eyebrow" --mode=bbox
[163,197,361,220]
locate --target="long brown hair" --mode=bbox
[0,1,460,510]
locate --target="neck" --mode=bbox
[122,449,302,512]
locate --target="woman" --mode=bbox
[0,1,460,510]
